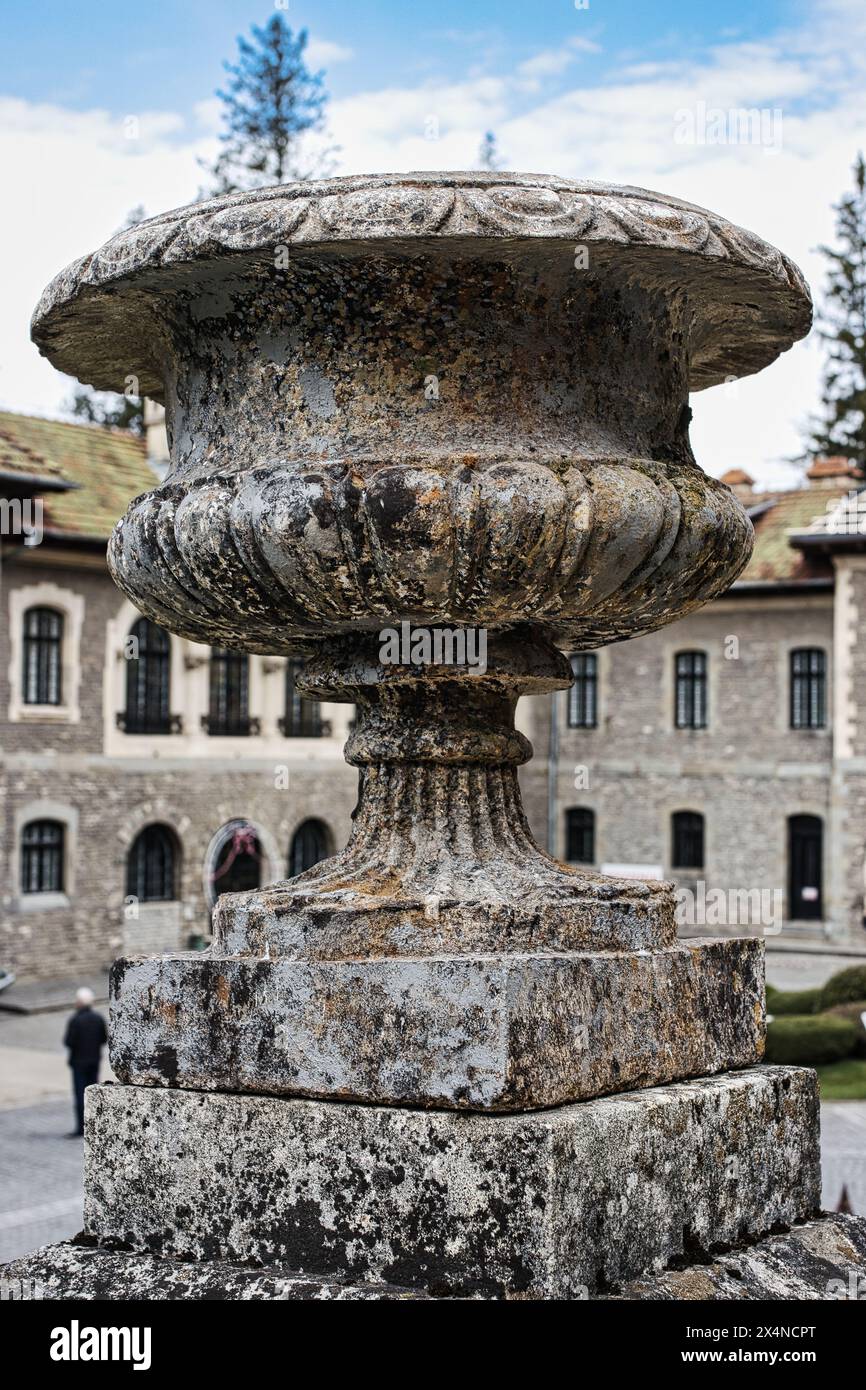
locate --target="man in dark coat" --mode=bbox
[63,987,107,1137]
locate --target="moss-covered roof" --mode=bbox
[739,486,851,583]
[0,411,152,540]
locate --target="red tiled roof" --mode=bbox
[738,487,852,583]
[0,411,153,541]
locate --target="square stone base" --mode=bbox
[6,1215,866,1300]
[109,936,764,1110]
[83,1067,818,1298]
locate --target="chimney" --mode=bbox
[143,397,170,481]
[720,468,755,504]
[806,456,863,490]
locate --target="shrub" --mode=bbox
[824,1001,866,1058]
[765,1013,858,1065]
[765,984,822,1015]
[819,966,866,1010]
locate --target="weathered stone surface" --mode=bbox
[32,174,811,399]
[28,172,806,980]
[5,1216,865,1301]
[0,1243,432,1301]
[612,1214,866,1301]
[110,937,765,1110]
[83,1068,820,1298]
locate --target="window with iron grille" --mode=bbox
[207,648,255,735]
[21,819,64,893]
[675,651,707,729]
[22,607,63,705]
[790,648,826,729]
[672,811,704,870]
[127,824,177,902]
[289,819,331,876]
[568,653,598,728]
[123,618,172,733]
[280,660,322,736]
[565,807,595,864]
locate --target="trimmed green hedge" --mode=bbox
[819,966,866,1010]
[824,1001,866,1058]
[765,984,822,1016]
[765,1013,858,1065]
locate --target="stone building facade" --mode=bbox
[1,410,864,980]
[531,458,866,946]
[0,411,356,980]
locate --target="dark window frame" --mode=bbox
[289,819,331,877]
[22,606,63,706]
[675,650,708,730]
[672,810,704,870]
[21,819,65,894]
[127,824,178,903]
[122,618,174,734]
[565,807,595,864]
[787,813,823,920]
[205,648,259,736]
[280,659,323,737]
[790,648,827,730]
[568,653,598,729]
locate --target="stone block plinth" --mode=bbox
[109,937,765,1110]
[83,1067,819,1298]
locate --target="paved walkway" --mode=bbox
[0,1100,84,1262]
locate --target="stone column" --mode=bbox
[7,173,861,1299]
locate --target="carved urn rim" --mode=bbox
[31,170,811,397]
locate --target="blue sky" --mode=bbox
[1,0,864,484]
[4,1,798,118]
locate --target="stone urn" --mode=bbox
[31,173,811,1115]
[16,173,865,1302]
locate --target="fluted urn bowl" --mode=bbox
[32,171,812,950]
[32,173,810,654]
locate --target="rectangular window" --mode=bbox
[790,649,826,730]
[21,820,64,893]
[206,649,258,736]
[675,651,707,729]
[565,808,595,863]
[672,812,704,870]
[23,607,63,705]
[568,653,598,729]
[280,660,322,737]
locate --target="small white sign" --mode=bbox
[601,863,665,881]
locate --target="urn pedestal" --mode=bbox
[5,172,858,1299]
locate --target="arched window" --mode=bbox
[565,807,595,864]
[790,649,827,729]
[127,824,178,902]
[674,651,707,729]
[568,653,598,729]
[788,814,823,919]
[672,811,704,870]
[289,819,331,876]
[21,819,64,893]
[206,649,257,735]
[123,618,173,734]
[280,659,322,737]
[22,607,63,705]
[210,821,263,900]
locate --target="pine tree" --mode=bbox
[69,388,144,435]
[205,16,332,195]
[478,131,504,171]
[807,154,866,467]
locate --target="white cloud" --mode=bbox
[3,0,866,488]
[305,38,354,68]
